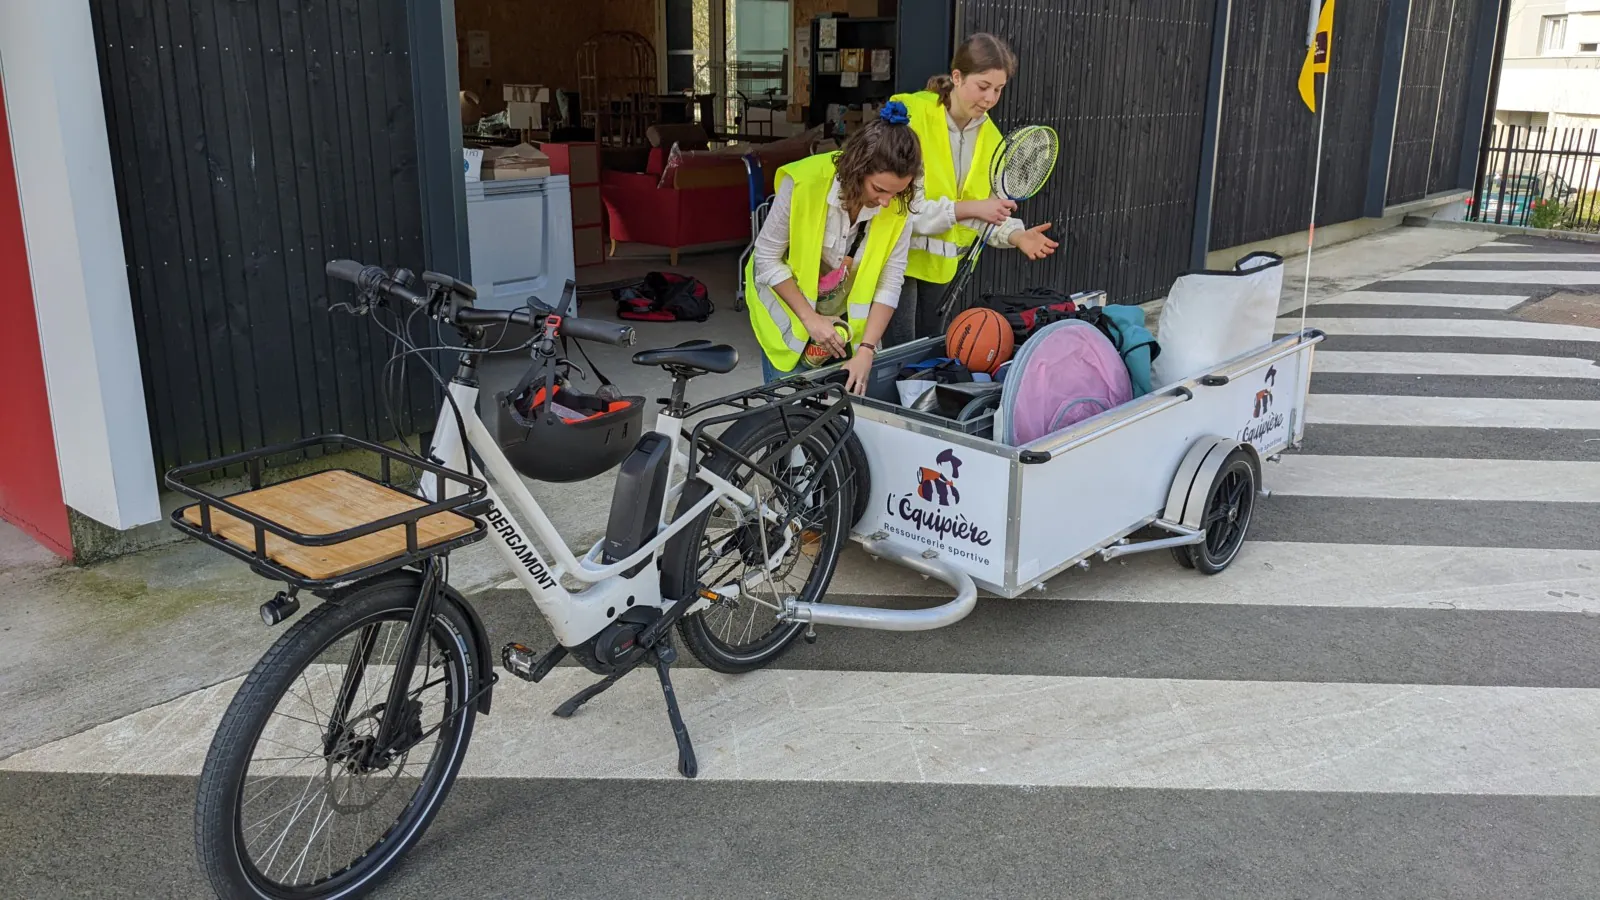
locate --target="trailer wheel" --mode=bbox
[1176,448,1257,575]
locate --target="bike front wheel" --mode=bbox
[194,576,480,899]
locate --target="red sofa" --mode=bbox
[601,125,819,264]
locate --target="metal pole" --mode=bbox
[1191,0,1234,270]
[1470,0,1513,215]
[1366,0,1413,218]
[407,0,470,282]
[1300,57,1331,337]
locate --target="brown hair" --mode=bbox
[833,114,921,213]
[926,33,1018,107]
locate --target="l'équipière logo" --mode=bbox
[887,448,992,547]
[1240,364,1286,446]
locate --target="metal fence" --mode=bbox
[1469,124,1600,232]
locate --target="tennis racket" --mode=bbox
[936,124,1060,331]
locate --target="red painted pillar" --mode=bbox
[0,76,72,556]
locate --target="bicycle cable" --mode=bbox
[368,292,547,484]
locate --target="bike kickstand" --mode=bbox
[552,671,625,719]
[651,639,699,779]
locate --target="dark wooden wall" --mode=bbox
[943,0,1500,305]
[958,0,1217,306]
[1387,0,1485,204]
[89,0,436,474]
[1210,0,1391,250]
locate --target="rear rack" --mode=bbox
[683,375,856,505]
[164,434,491,591]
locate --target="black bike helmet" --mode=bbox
[495,380,645,483]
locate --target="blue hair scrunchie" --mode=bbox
[879,100,910,126]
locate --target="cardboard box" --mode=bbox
[505,101,543,131]
[573,224,605,268]
[539,142,600,186]
[482,142,551,180]
[570,184,602,228]
[502,85,550,132]
[503,84,550,104]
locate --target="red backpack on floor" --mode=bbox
[615,271,714,322]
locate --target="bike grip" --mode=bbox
[560,316,636,347]
[325,259,366,284]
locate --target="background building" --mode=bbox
[1496,0,1600,128]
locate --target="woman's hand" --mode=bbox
[841,351,874,395]
[803,312,849,358]
[1010,223,1060,261]
[959,197,1018,226]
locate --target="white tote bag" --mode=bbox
[1151,252,1285,387]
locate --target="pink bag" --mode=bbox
[998,319,1133,447]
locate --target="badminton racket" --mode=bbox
[936,124,1060,330]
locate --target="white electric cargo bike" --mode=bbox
[166,260,1320,900]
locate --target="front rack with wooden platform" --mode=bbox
[165,435,491,590]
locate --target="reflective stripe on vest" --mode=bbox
[896,90,1004,284]
[910,235,964,258]
[745,152,909,371]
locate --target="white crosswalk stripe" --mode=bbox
[1451,252,1600,263]
[1385,268,1600,285]
[1312,351,1600,379]
[1281,317,1600,341]
[8,668,1600,795]
[1319,290,1528,310]
[1269,455,1600,502]
[1306,393,1600,429]
[829,541,1600,611]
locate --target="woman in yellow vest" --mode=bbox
[747,102,921,393]
[887,33,1059,343]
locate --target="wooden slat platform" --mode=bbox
[181,470,477,581]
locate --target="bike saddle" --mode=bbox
[632,340,739,375]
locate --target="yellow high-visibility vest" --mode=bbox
[896,90,1004,284]
[745,152,909,371]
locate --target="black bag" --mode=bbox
[615,271,714,322]
[980,287,1078,344]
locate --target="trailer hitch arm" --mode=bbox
[779,535,978,632]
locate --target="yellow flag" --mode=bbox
[1298,0,1336,111]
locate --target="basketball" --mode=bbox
[945,307,1014,375]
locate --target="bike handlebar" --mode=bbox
[324,258,636,347]
[559,315,636,347]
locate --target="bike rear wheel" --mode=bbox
[194,577,480,899]
[665,410,854,673]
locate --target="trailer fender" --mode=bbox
[1164,437,1263,531]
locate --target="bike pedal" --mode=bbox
[501,642,566,683]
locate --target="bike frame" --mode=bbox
[419,379,762,647]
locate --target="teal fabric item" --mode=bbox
[1098,304,1160,398]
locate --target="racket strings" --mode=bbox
[981,125,1060,201]
[997,128,1059,201]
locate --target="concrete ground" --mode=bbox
[6,222,1600,900]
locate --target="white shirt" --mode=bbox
[910,109,1024,248]
[752,175,910,311]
